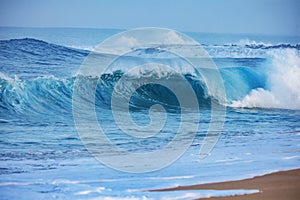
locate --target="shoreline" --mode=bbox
[149,168,300,200]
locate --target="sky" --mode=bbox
[0,0,299,36]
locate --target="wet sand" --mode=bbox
[149,168,300,200]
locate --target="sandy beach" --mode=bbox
[149,168,300,200]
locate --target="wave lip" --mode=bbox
[0,75,74,116]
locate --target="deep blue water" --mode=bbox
[0,27,300,199]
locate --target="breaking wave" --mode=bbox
[1,38,300,117]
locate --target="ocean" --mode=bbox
[0,27,299,199]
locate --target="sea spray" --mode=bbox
[231,49,300,109]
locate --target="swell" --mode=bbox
[0,38,88,79]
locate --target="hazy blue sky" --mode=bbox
[0,0,299,36]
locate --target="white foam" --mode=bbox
[0,182,32,186]
[92,189,260,200]
[215,157,240,163]
[163,31,195,45]
[160,190,260,200]
[282,155,299,160]
[0,72,11,80]
[231,88,279,108]
[90,196,149,200]
[69,45,96,51]
[231,49,300,109]
[147,175,194,180]
[75,187,109,195]
[50,179,80,185]
[160,192,205,200]
[91,30,196,55]
[237,38,273,47]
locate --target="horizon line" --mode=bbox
[1,25,299,37]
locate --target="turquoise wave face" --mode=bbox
[0,66,267,117]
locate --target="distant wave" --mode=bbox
[0,38,89,55]
[245,43,300,50]
[0,38,88,78]
[1,38,299,59]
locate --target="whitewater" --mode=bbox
[0,27,300,199]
